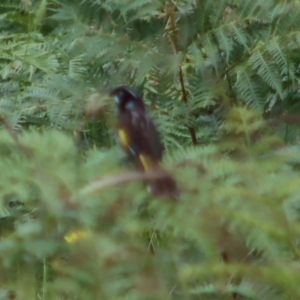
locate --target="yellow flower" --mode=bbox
[64,230,90,244]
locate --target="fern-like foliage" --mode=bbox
[1,0,300,143]
[1,0,300,299]
[0,109,300,299]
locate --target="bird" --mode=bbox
[110,86,178,198]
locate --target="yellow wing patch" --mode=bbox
[139,154,152,171]
[117,129,131,149]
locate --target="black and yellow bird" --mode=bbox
[110,86,177,198]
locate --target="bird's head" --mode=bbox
[110,86,145,111]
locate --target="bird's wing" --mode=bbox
[117,108,163,161]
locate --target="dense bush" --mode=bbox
[1,0,300,299]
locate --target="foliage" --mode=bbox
[1,0,300,144]
[1,0,300,299]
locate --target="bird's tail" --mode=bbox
[138,154,178,198]
[148,171,178,198]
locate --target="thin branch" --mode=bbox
[164,2,197,145]
[74,169,173,200]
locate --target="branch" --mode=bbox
[164,2,197,145]
[73,169,173,200]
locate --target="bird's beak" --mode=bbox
[97,87,120,103]
[108,87,117,96]
[108,88,121,104]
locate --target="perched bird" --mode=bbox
[110,86,177,198]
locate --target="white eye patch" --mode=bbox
[114,96,120,104]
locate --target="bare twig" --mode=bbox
[74,169,172,200]
[164,2,197,145]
